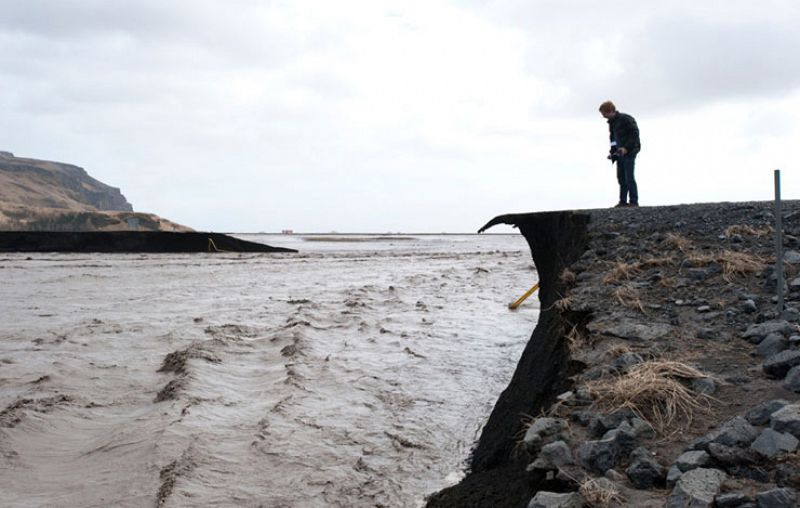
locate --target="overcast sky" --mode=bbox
[1,0,798,232]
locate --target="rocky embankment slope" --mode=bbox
[428,201,800,508]
[0,151,188,231]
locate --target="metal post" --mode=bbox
[775,169,784,316]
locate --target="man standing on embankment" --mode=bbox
[600,101,641,207]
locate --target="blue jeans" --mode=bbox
[616,154,638,205]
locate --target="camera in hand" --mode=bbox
[608,141,619,162]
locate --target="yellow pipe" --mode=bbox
[509,282,540,310]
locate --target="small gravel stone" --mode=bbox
[707,442,759,467]
[527,491,583,508]
[785,250,800,264]
[755,487,797,508]
[745,399,790,426]
[783,307,800,322]
[570,410,595,427]
[612,352,644,373]
[666,468,727,508]
[763,350,800,379]
[630,417,656,439]
[692,377,716,395]
[530,440,575,470]
[556,391,574,402]
[675,450,712,472]
[725,374,750,385]
[576,423,637,476]
[771,404,800,439]
[758,333,789,357]
[714,492,753,508]
[750,428,799,458]
[604,469,626,482]
[587,411,632,438]
[774,461,800,489]
[524,418,568,451]
[696,327,717,340]
[625,447,665,489]
[690,416,759,450]
[689,267,720,281]
[743,320,794,344]
[666,465,682,487]
[577,439,618,475]
[782,365,800,393]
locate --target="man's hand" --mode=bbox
[617,147,628,156]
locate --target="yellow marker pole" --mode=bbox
[509,282,540,310]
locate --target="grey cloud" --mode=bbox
[620,16,800,108]
[462,0,651,36]
[0,0,275,39]
[0,3,311,119]
[0,1,303,71]
[0,1,183,38]
[475,1,800,116]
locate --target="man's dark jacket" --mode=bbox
[608,112,641,155]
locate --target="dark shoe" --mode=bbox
[614,202,628,208]
[629,202,639,207]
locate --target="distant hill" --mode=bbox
[0,151,191,232]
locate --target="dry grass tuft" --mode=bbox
[683,250,765,282]
[684,252,717,267]
[511,413,538,458]
[566,325,589,354]
[724,224,773,238]
[554,295,574,312]
[604,344,632,359]
[718,251,766,281]
[560,268,577,285]
[602,262,641,284]
[586,360,712,434]
[638,255,676,269]
[579,478,626,508]
[613,285,646,313]
[665,232,691,252]
[775,451,800,467]
[658,276,679,289]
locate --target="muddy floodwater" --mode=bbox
[0,234,539,507]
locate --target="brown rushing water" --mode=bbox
[0,234,538,507]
